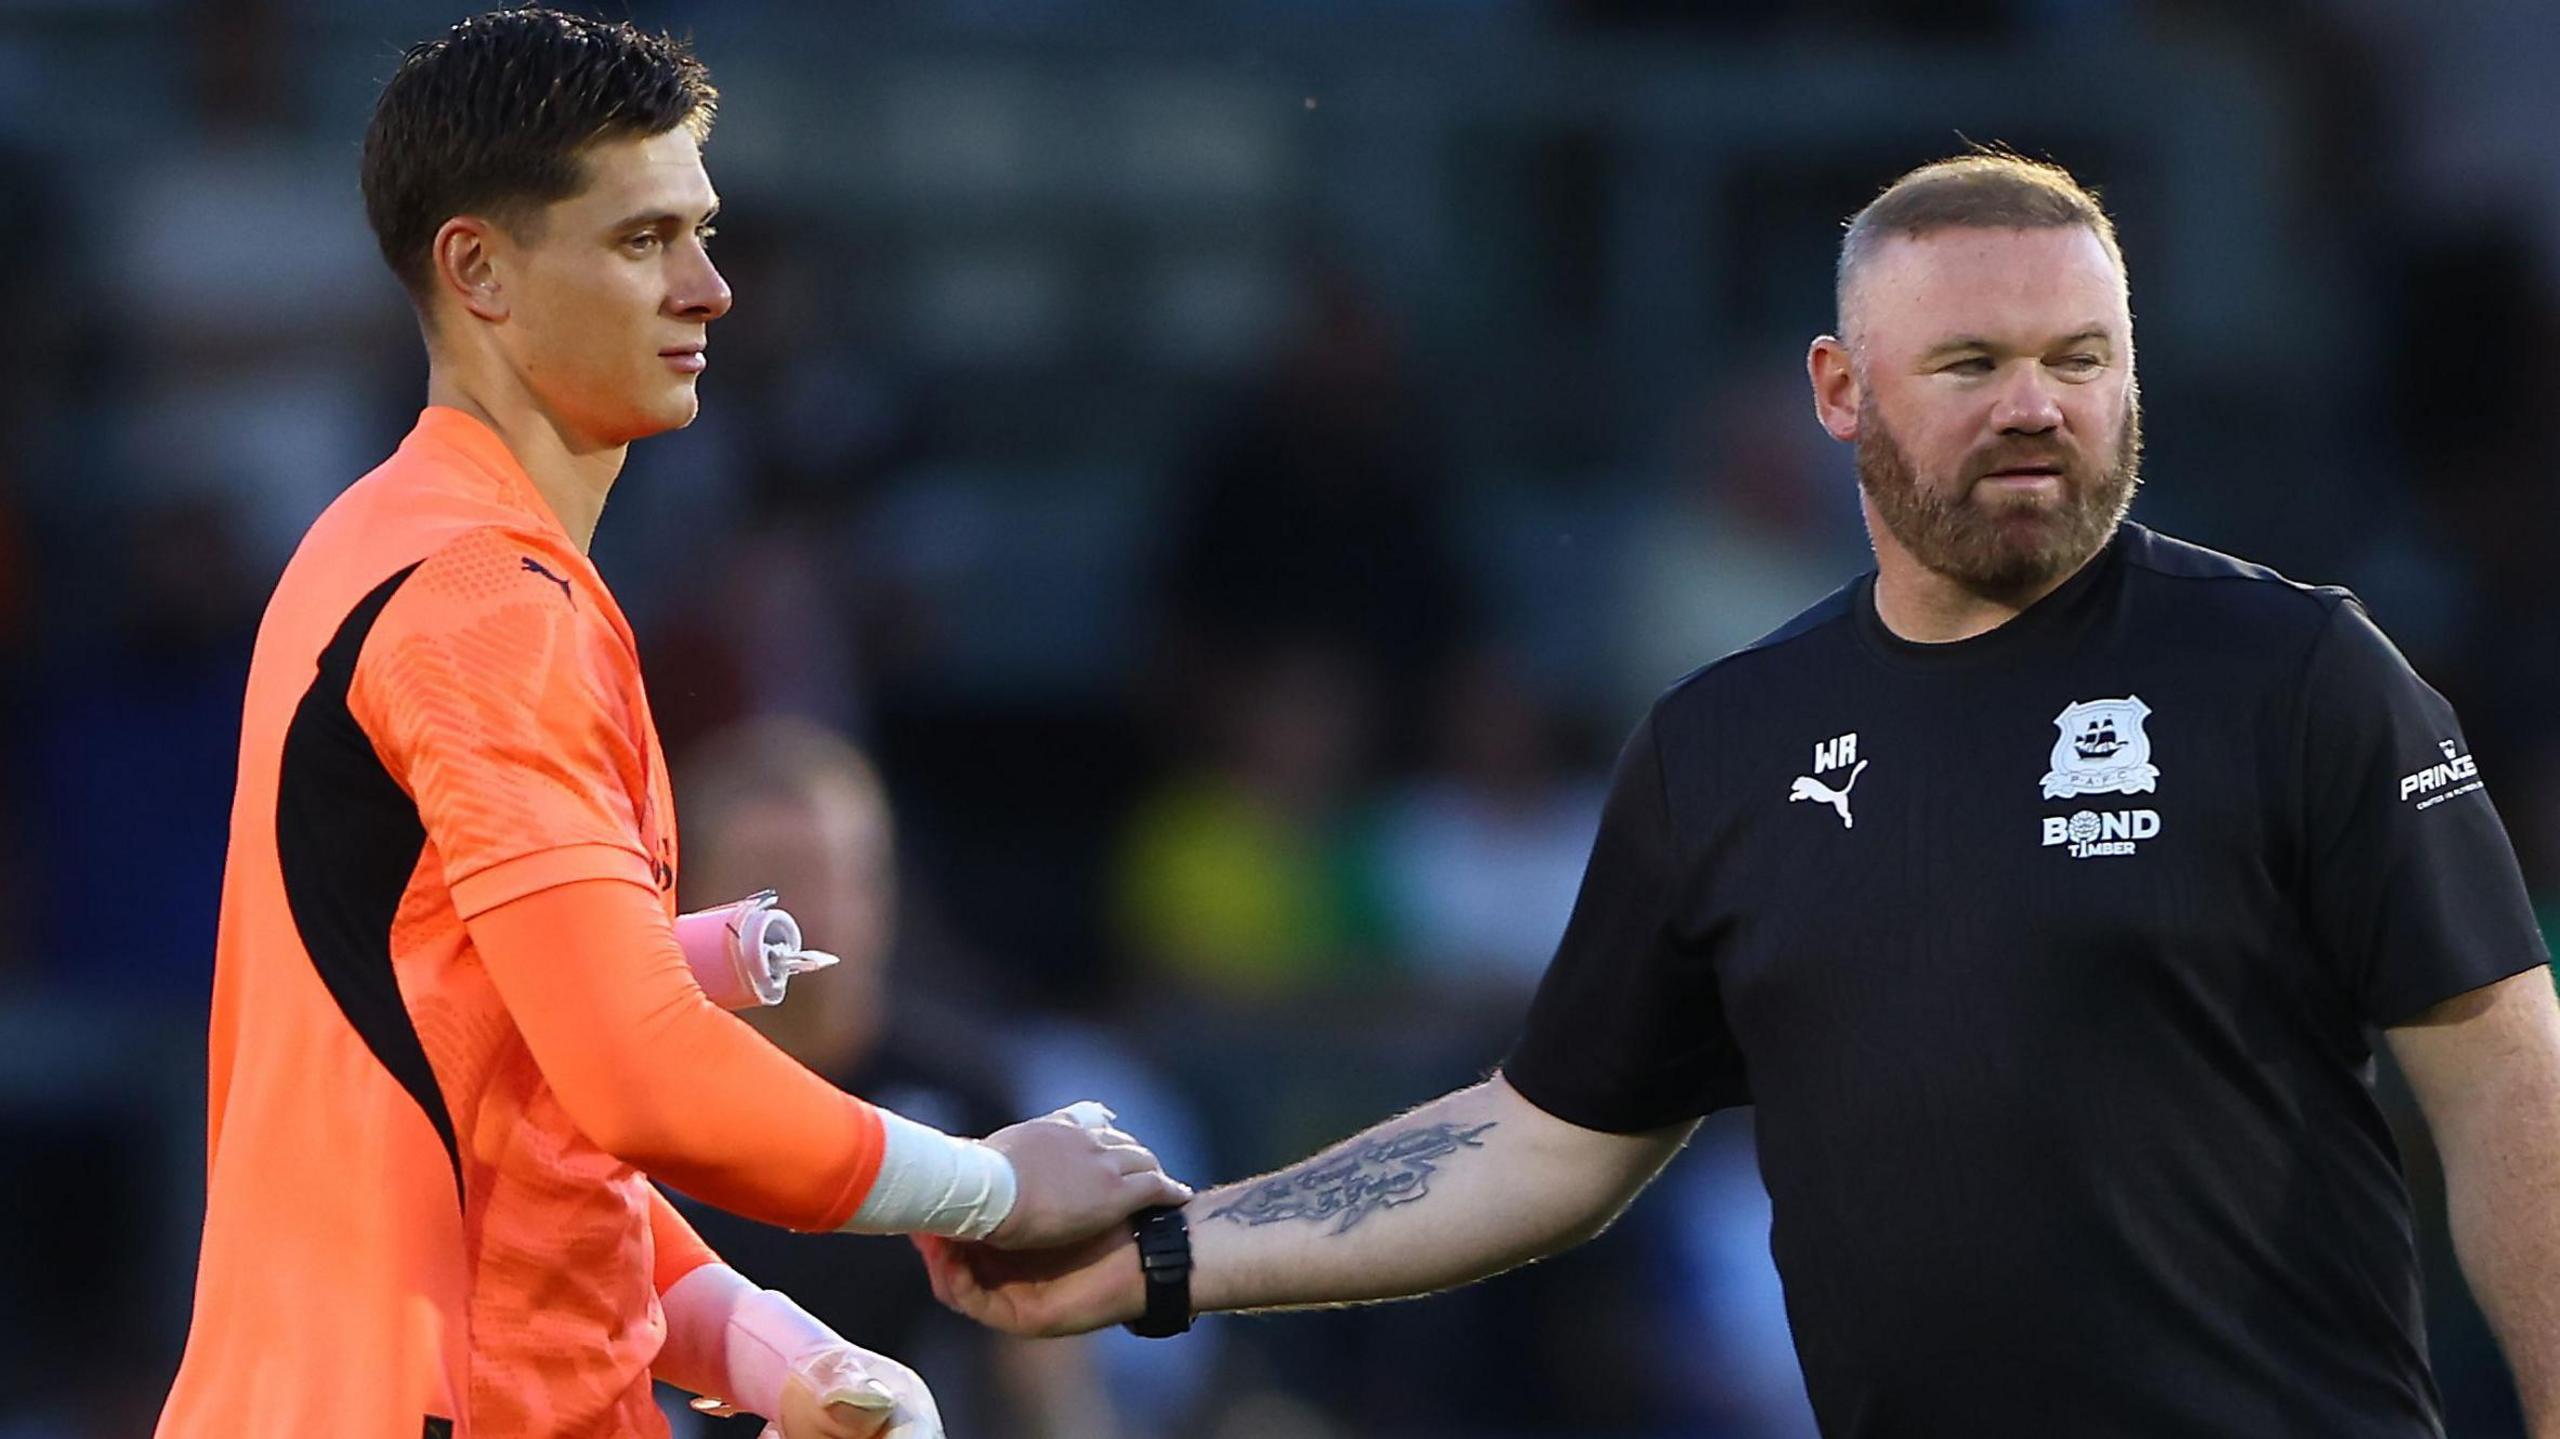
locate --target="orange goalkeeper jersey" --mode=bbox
[158,408,802,1437]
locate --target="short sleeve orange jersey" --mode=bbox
[158,408,701,1438]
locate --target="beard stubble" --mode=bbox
[1855,387,2144,599]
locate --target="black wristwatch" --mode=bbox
[1123,1204,1194,1338]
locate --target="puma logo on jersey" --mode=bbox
[1790,760,1868,829]
[520,556,573,603]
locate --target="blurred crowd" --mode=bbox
[4,1,2560,1435]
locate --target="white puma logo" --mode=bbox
[1789,759,1868,829]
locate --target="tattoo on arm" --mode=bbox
[1208,1122,1498,1234]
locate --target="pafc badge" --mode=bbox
[2041,696,2161,799]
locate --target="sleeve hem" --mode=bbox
[813,1097,888,1232]
[451,843,659,920]
[649,1186,724,1295]
[2374,954,2555,1029]
[654,1245,720,1294]
[1499,1061,1731,1135]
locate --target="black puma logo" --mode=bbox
[520,556,573,603]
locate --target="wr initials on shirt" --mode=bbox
[1814,733,1858,774]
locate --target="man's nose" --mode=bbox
[675,252,733,321]
[1990,362,2064,434]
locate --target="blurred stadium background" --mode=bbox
[3,0,2558,1434]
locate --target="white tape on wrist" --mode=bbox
[840,1107,1019,1241]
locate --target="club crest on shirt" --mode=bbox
[2040,696,2160,799]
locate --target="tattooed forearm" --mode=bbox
[1208,1122,1498,1234]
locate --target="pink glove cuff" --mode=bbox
[663,1263,840,1420]
[675,891,839,1009]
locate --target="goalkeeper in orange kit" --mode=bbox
[152,12,1187,1437]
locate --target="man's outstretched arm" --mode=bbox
[919,1073,1694,1337]
[470,878,1187,1242]
[2390,968,2560,1435]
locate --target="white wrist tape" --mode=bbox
[840,1107,1019,1241]
[661,1263,838,1421]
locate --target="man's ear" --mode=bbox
[1807,334,1861,443]
[432,216,510,324]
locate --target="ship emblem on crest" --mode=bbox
[2041,696,2161,799]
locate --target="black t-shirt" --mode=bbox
[1505,524,2548,1438]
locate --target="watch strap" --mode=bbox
[1123,1204,1193,1338]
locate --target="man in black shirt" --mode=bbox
[920,152,2560,1437]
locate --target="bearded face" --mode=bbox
[1855,379,2142,597]
[1817,226,2143,602]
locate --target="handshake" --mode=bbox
[740,1100,1191,1439]
[678,903,1193,1436]
[966,1098,1193,1250]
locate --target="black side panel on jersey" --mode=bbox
[275,562,463,1205]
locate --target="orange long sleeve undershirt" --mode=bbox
[650,1187,721,1294]
[466,876,886,1231]
[647,1187,732,1402]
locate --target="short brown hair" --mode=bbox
[1837,149,2124,330]
[361,7,717,302]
